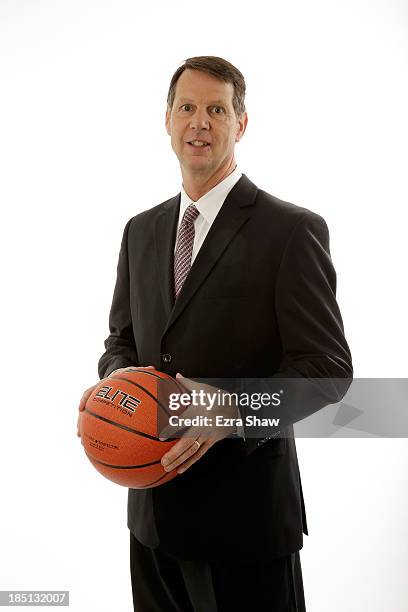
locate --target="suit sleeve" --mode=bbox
[98,218,139,379]
[239,212,353,455]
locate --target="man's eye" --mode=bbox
[212,106,225,114]
[180,104,193,111]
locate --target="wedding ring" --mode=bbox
[193,440,201,451]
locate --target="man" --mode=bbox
[78,56,352,611]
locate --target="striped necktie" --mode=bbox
[174,204,200,299]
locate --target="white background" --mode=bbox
[1,0,407,610]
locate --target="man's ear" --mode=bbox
[165,106,171,136]
[235,112,248,142]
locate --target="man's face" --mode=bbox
[165,69,247,176]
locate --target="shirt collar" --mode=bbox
[179,166,242,226]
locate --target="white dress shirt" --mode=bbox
[174,166,242,261]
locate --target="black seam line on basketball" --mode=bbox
[119,369,170,381]
[109,375,173,416]
[85,452,161,469]
[83,408,164,441]
[116,368,190,398]
[144,471,173,487]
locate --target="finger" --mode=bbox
[177,438,211,474]
[161,437,196,464]
[161,438,202,472]
[174,374,196,393]
[108,365,156,379]
[170,375,199,403]
[124,365,156,371]
[78,385,96,412]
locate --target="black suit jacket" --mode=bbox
[98,174,353,561]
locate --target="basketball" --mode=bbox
[80,368,181,489]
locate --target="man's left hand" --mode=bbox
[159,373,240,474]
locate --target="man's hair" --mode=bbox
[166,56,246,116]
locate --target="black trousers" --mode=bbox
[130,532,306,612]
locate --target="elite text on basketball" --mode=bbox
[94,385,141,413]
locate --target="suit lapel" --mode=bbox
[162,174,258,335]
[155,194,180,319]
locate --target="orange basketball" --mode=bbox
[80,368,181,489]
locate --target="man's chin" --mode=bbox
[183,158,212,172]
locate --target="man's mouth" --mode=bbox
[187,140,211,148]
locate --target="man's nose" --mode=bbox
[189,108,210,131]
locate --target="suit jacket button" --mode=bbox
[162,353,172,363]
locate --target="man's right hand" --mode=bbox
[76,365,156,438]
